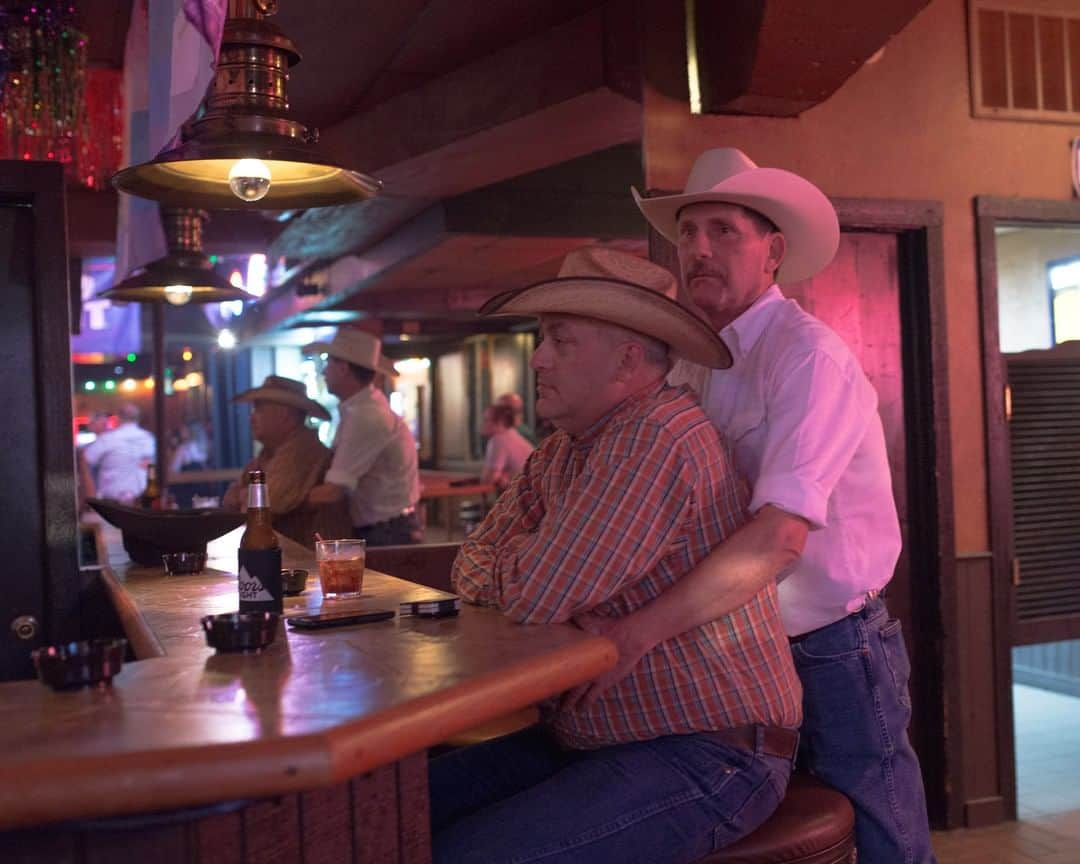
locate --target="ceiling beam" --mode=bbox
[690,0,930,117]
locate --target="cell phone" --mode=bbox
[286,609,395,630]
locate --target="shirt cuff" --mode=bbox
[750,474,828,530]
[323,468,353,489]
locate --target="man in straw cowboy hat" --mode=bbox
[304,330,422,546]
[565,148,934,863]
[431,247,801,863]
[222,375,340,546]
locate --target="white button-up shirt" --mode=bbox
[325,386,421,528]
[83,422,156,504]
[671,285,901,636]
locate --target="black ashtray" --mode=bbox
[201,612,279,654]
[282,569,309,596]
[32,638,128,690]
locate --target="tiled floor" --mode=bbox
[932,684,1080,863]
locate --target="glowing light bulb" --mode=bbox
[164,284,193,305]
[227,158,272,202]
[218,329,237,350]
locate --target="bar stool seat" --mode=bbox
[695,773,855,864]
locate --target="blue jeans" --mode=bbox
[792,598,936,864]
[429,725,792,864]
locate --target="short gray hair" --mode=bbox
[598,321,670,371]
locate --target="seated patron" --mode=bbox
[222,376,342,546]
[480,402,534,492]
[494,391,537,444]
[431,248,801,864]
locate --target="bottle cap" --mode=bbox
[248,469,266,484]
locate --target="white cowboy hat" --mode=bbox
[480,247,732,369]
[233,375,331,421]
[302,329,398,377]
[632,148,839,283]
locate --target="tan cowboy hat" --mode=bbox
[632,148,839,283]
[302,329,398,377]
[479,247,732,369]
[233,375,331,421]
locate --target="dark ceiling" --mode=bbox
[56,0,929,338]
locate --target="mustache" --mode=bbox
[685,265,722,281]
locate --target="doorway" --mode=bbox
[977,198,1080,827]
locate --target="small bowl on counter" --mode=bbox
[282,569,309,596]
[32,638,128,690]
[162,551,208,576]
[200,612,279,654]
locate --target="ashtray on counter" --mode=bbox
[162,551,208,575]
[282,569,309,596]
[32,638,128,690]
[201,612,279,654]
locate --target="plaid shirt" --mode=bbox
[453,383,801,749]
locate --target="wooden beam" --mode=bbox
[319,4,642,199]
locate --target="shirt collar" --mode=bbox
[339,385,375,413]
[720,284,783,361]
[571,379,667,449]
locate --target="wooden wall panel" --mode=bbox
[956,552,1010,826]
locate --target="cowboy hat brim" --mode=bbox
[480,276,732,369]
[233,386,331,421]
[303,340,399,378]
[632,167,840,283]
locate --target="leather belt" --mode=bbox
[705,724,799,761]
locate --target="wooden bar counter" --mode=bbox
[0,527,615,862]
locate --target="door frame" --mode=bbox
[0,161,78,677]
[975,195,1080,822]
[833,198,957,828]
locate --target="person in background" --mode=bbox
[305,330,422,546]
[222,376,338,546]
[169,420,209,476]
[480,402,533,493]
[565,147,934,863]
[494,392,537,444]
[76,411,111,510]
[82,403,155,504]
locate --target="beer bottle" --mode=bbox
[237,469,282,613]
[138,463,161,509]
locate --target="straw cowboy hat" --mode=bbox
[632,148,840,283]
[302,329,399,378]
[234,375,331,421]
[480,247,732,369]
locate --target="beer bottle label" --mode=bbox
[238,548,283,613]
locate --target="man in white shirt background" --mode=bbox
[306,330,422,546]
[82,403,156,504]
[564,149,936,863]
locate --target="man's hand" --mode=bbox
[560,612,651,713]
[307,483,345,505]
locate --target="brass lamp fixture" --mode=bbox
[111,0,381,210]
[101,208,250,305]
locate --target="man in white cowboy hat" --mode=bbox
[304,329,422,546]
[222,375,340,546]
[565,149,934,862]
[431,247,802,864]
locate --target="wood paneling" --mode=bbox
[1,755,432,864]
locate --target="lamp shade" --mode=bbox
[100,208,252,305]
[111,12,381,210]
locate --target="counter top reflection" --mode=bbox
[0,526,615,830]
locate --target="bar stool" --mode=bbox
[695,773,856,864]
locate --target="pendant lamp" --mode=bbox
[100,208,250,305]
[111,0,381,210]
